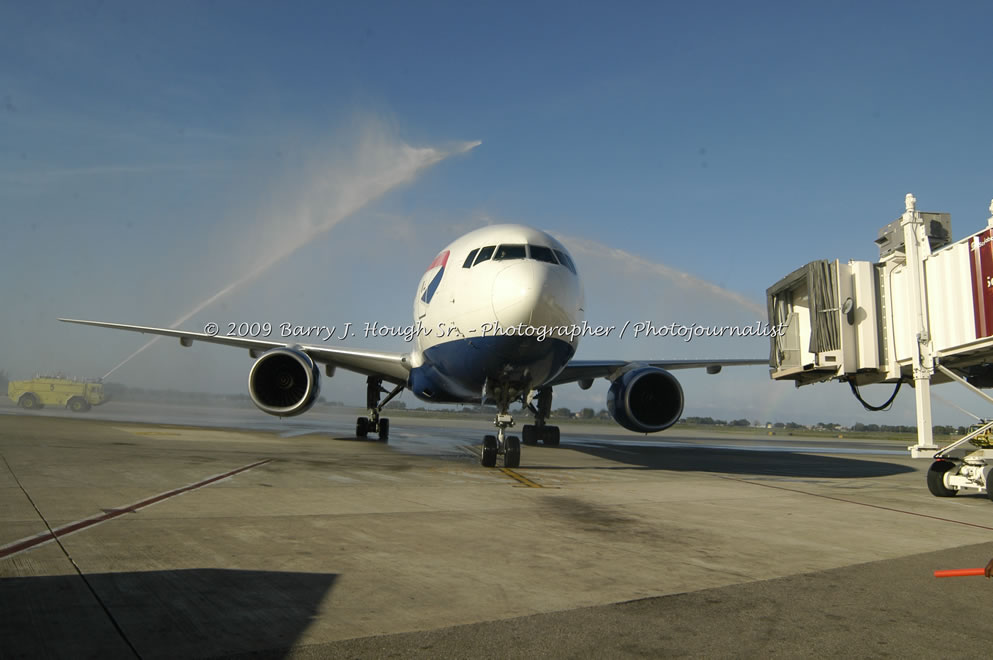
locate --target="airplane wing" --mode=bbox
[546,358,768,387]
[59,319,411,384]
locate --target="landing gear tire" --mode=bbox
[481,435,498,468]
[522,424,538,446]
[361,376,403,443]
[926,460,957,497]
[542,426,560,447]
[18,393,39,410]
[504,435,521,468]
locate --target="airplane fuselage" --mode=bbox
[407,224,584,404]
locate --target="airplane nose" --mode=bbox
[490,261,580,330]
[491,261,539,328]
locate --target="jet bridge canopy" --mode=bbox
[769,217,993,388]
[766,194,993,457]
[767,259,874,387]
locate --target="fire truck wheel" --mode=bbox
[18,393,40,410]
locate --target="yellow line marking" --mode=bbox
[499,468,544,488]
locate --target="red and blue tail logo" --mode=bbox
[421,250,449,304]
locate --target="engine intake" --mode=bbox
[248,347,320,417]
[607,367,684,433]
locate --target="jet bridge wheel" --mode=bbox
[926,460,958,498]
[480,435,498,468]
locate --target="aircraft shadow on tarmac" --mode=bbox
[536,444,916,479]
[0,568,336,659]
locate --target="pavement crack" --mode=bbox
[1,454,143,659]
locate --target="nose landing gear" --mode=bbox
[479,379,524,468]
[478,384,563,468]
[479,413,521,468]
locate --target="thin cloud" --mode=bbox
[555,233,766,318]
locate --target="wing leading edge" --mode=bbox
[59,318,410,384]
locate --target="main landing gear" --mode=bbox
[356,376,403,442]
[478,386,561,469]
[521,387,560,447]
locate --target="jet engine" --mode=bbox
[248,347,320,417]
[607,367,684,433]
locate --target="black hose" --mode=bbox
[848,380,902,411]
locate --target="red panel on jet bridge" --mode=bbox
[969,228,993,338]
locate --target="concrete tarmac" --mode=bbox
[2,403,993,658]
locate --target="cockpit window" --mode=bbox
[529,245,558,264]
[493,244,527,260]
[462,248,479,268]
[553,249,577,274]
[473,245,495,266]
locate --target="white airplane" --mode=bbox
[61,224,765,468]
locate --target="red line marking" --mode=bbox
[0,458,272,560]
[721,475,993,532]
[424,250,449,272]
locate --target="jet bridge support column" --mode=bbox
[903,193,939,458]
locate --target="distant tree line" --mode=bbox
[678,418,966,434]
[549,407,611,420]
[100,383,343,407]
[681,417,751,427]
[850,422,964,435]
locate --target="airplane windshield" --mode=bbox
[468,243,572,270]
[529,245,558,264]
[473,245,495,266]
[493,244,527,260]
[553,249,577,274]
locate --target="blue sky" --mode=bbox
[3,1,993,426]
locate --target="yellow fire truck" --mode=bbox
[8,375,107,412]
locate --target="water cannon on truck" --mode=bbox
[8,374,107,412]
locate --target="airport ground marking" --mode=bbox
[499,468,544,488]
[456,445,546,486]
[721,475,993,532]
[0,458,273,560]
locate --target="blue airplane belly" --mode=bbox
[409,336,575,403]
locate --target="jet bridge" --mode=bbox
[767,194,993,497]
